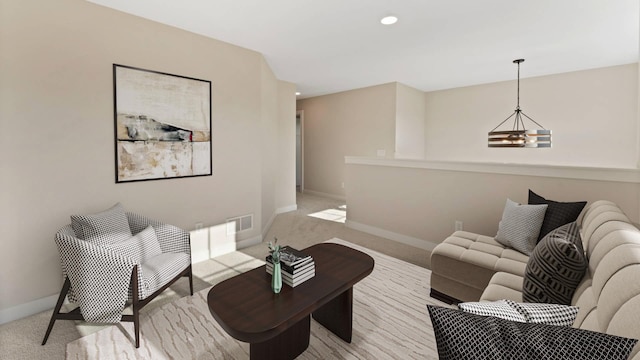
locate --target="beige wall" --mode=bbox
[276,81,298,211]
[395,83,426,159]
[346,163,640,250]
[300,63,640,255]
[0,0,295,316]
[296,83,397,198]
[425,64,639,167]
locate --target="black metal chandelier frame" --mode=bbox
[488,59,552,148]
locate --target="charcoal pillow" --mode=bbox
[522,222,587,305]
[71,203,132,246]
[459,299,579,327]
[528,190,587,241]
[103,226,162,263]
[495,198,548,255]
[427,305,637,360]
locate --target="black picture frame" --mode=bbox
[113,64,212,183]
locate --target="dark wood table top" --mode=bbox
[207,242,375,344]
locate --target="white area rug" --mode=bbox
[66,238,449,359]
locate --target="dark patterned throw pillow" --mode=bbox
[522,222,587,304]
[427,305,638,360]
[528,190,587,241]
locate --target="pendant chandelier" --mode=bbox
[488,59,551,148]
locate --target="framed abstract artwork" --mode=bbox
[113,64,212,183]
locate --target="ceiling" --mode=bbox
[88,0,639,99]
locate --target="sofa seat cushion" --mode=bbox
[480,272,524,303]
[432,231,528,281]
[139,252,190,299]
[431,231,530,302]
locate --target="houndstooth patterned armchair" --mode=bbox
[42,204,193,348]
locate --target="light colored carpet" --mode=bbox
[66,238,448,359]
[0,193,432,360]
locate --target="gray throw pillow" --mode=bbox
[71,203,132,246]
[495,198,547,255]
[522,222,587,305]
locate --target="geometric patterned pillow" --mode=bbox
[523,222,588,305]
[427,305,638,360]
[495,198,548,255]
[507,300,579,327]
[459,299,579,327]
[458,300,526,322]
[528,190,587,241]
[71,203,132,246]
[103,225,162,264]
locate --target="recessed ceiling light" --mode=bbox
[295,92,301,96]
[380,16,398,25]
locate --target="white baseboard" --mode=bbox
[0,293,58,325]
[345,220,439,252]
[276,204,297,214]
[261,203,297,240]
[303,189,346,201]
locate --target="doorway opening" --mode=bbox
[296,110,304,193]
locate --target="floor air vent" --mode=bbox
[226,214,253,235]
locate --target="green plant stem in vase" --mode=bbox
[268,238,282,294]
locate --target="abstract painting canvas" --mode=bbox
[113,64,212,183]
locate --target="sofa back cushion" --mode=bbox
[573,201,640,360]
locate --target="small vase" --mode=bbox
[272,261,282,294]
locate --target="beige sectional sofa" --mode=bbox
[430,200,640,359]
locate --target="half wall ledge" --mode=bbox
[344,157,640,184]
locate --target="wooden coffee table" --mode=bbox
[207,242,374,360]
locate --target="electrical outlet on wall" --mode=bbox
[455,220,463,231]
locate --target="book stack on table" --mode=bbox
[266,246,315,287]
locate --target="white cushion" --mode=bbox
[139,252,190,299]
[104,225,162,264]
[459,299,579,327]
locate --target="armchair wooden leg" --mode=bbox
[42,278,72,345]
[131,265,140,348]
[188,266,193,296]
